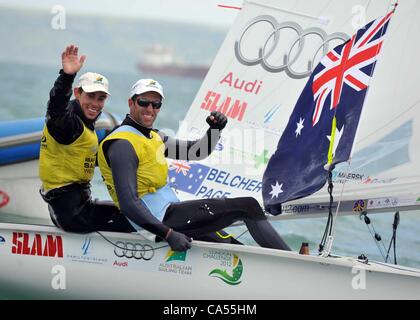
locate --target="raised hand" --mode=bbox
[206,111,228,130]
[61,44,86,75]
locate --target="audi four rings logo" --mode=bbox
[234,15,350,79]
[113,241,155,260]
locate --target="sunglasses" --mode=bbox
[136,98,162,109]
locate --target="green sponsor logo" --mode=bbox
[209,254,243,285]
[253,150,270,169]
[230,148,270,169]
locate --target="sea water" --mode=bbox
[0,7,419,272]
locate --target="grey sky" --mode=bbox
[0,0,242,26]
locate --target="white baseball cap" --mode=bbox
[130,79,165,99]
[76,72,110,95]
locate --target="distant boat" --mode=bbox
[137,44,209,79]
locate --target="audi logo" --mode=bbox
[235,15,350,79]
[113,241,155,260]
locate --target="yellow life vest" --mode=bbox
[39,122,98,192]
[98,125,168,208]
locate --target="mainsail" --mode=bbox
[169,0,420,218]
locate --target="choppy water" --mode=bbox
[1,7,419,273]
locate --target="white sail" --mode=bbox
[171,0,420,217]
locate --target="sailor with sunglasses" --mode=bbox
[98,79,290,252]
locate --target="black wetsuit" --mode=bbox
[103,116,291,250]
[41,70,134,233]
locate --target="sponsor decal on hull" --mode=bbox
[11,232,63,258]
[158,249,192,276]
[204,250,244,285]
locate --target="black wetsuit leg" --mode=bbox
[244,219,291,251]
[44,184,134,233]
[87,200,136,233]
[163,197,290,251]
[45,184,94,233]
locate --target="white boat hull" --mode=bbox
[0,223,419,299]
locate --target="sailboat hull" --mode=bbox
[1,223,419,299]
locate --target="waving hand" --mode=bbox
[61,44,86,75]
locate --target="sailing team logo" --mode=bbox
[159,250,192,276]
[94,76,104,84]
[209,254,243,286]
[165,250,187,263]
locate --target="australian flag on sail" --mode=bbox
[263,10,395,215]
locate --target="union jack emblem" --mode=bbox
[311,11,394,126]
[169,161,191,176]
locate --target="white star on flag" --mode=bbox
[295,118,305,137]
[327,125,344,158]
[269,181,284,199]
